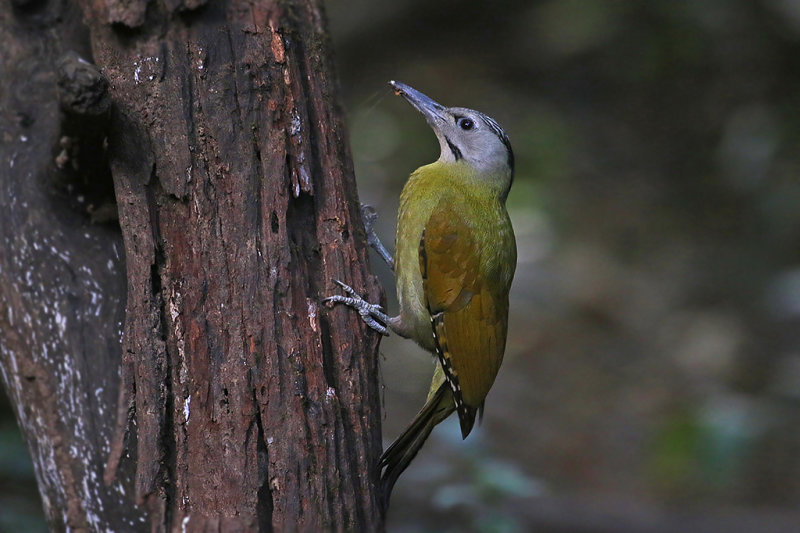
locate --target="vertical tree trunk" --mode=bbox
[0,0,384,531]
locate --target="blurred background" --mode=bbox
[3,0,800,531]
[333,0,800,531]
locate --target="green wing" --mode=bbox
[419,199,510,438]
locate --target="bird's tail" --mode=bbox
[379,381,455,513]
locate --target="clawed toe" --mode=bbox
[360,204,395,271]
[360,204,378,230]
[325,279,390,335]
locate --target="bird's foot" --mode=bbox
[361,204,395,271]
[324,279,390,335]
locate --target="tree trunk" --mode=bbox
[0,0,384,531]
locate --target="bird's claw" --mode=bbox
[324,279,390,336]
[360,204,379,232]
[360,204,395,270]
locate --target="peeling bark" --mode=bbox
[1,0,384,531]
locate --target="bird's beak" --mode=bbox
[390,80,447,127]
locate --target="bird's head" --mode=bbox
[390,80,514,194]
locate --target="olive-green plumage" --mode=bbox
[382,81,516,510]
[324,81,516,512]
[396,161,516,425]
[380,157,516,507]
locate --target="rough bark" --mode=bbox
[0,0,384,531]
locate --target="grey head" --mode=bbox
[390,80,514,180]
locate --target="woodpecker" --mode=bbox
[325,81,516,511]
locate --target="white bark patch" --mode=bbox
[168,286,188,384]
[306,299,318,332]
[133,55,161,85]
[290,108,302,136]
[183,395,191,424]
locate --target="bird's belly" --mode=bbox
[395,217,437,354]
[397,277,436,353]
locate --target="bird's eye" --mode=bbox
[457,118,474,131]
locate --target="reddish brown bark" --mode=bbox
[1,0,383,531]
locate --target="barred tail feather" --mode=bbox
[431,313,478,439]
[379,382,455,513]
